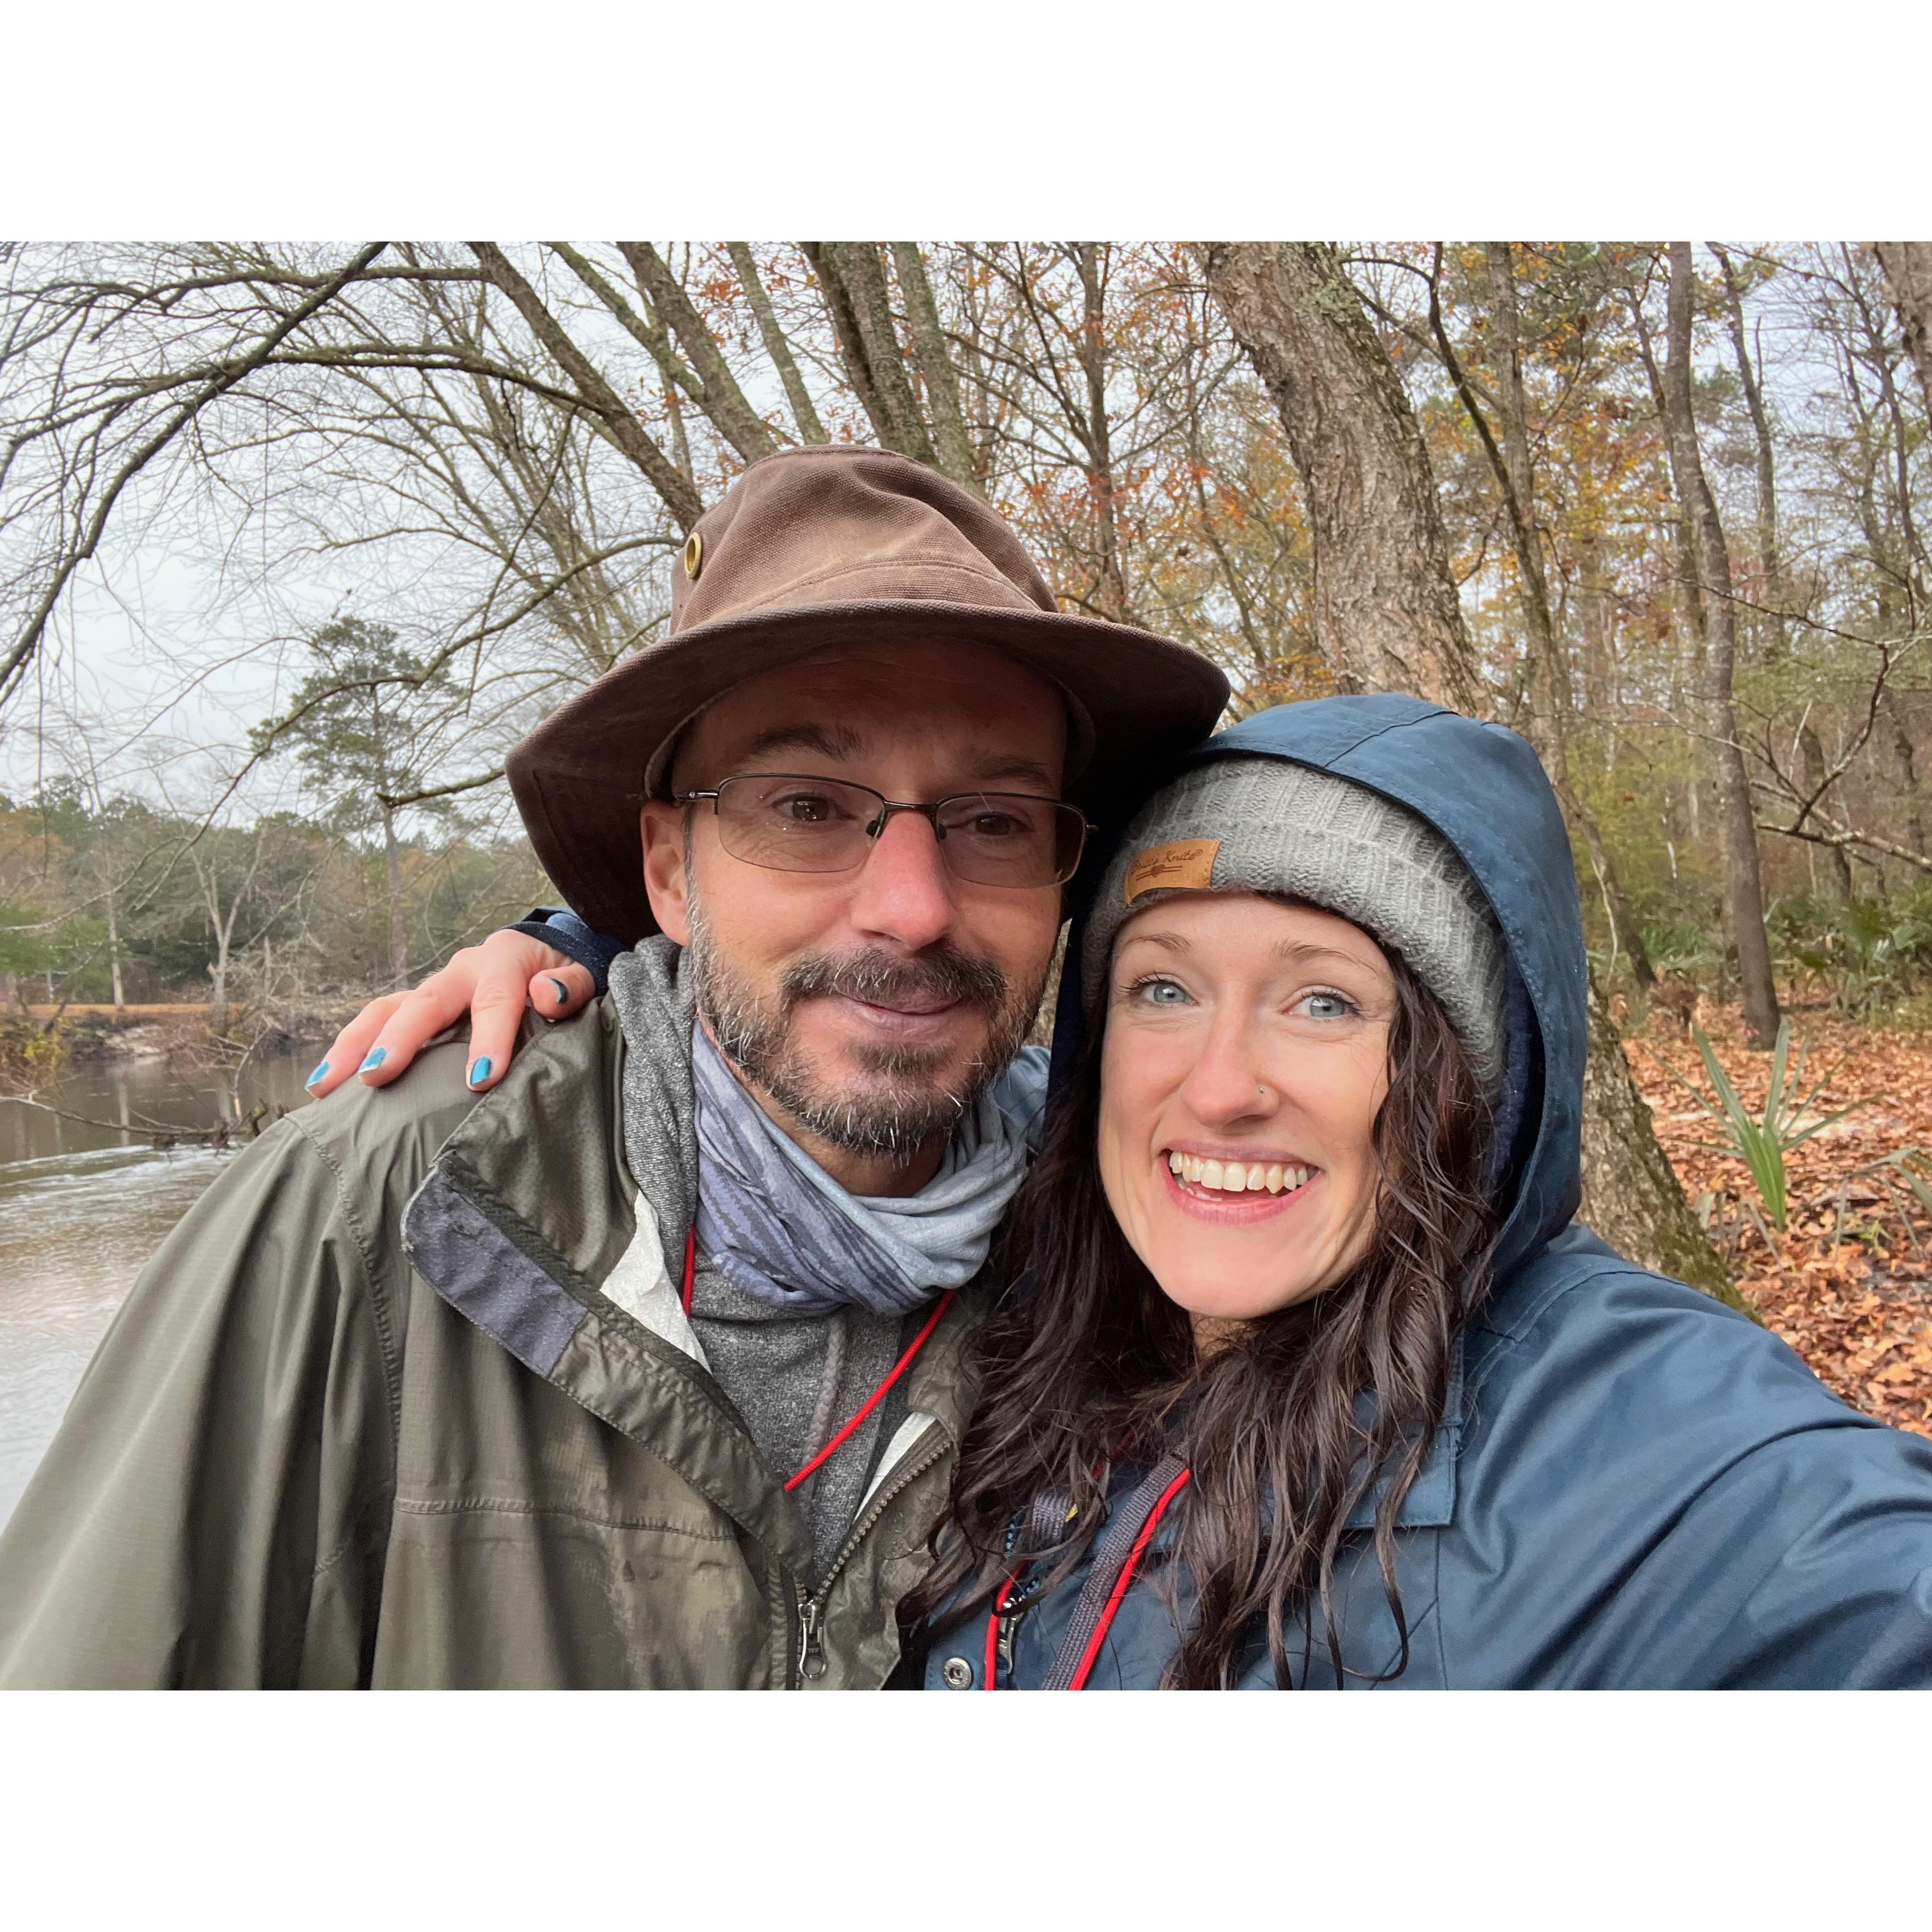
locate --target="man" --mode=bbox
[0,446,1227,1687]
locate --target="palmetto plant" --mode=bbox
[1676,1020,1864,1231]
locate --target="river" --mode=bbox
[0,1044,327,1528]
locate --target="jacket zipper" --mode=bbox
[796,1587,827,1680]
[790,1427,952,1687]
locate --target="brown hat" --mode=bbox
[506,445,1230,942]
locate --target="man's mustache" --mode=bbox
[780,946,1010,1014]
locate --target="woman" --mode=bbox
[877,696,1932,1688]
[322,695,1932,1686]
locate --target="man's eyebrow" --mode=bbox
[738,723,866,765]
[732,728,1057,794]
[966,755,1059,793]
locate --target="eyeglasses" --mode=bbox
[678,773,1092,889]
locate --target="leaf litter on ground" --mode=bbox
[1625,1005,1932,1440]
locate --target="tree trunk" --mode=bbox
[383,806,409,990]
[617,243,779,465]
[467,243,702,530]
[802,244,937,467]
[1197,243,1484,712]
[664,379,693,483]
[1799,723,1855,899]
[1577,971,1753,1312]
[889,243,978,491]
[208,940,230,1038]
[106,888,125,1013]
[1198,238,1730,1301]
[1661,243,1781,1046]
[1874,242,1932,421]
[1449,244,1655,990]
[1711,246,1784,654]
[727,244,828,446]
[801,243,891,448]
[1882,685,1929,857]
[1069,244,1130,620]
[1714,248,1852,901]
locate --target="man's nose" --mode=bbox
[1176,1010,1278,1126]
[844,808,958,951]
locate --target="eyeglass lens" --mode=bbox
[707,775,1084,886]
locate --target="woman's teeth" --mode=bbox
[1167,1152,1311,1196]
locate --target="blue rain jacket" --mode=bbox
[921,694,1932,1689]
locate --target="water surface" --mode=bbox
[0,1046,324,1527]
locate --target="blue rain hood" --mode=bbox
[1051,692,1584,1280]
[920,690,1932,1689]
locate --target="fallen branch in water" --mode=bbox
[0,1089,282,1150]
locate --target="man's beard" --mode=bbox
[684,889,1044,1160]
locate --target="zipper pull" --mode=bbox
[798,1594,827,1681]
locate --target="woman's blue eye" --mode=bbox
[1300,991,1352,1020]
[1131,977,1191,1005]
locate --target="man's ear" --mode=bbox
[641,799,691,944]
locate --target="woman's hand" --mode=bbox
[305,931,597,1098]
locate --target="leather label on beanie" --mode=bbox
[1124,838,1219,903]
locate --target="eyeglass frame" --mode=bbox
[673,771,1094,888]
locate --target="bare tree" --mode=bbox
[1875,242,1932,421]
[1712,244,1853,900]
[1658,243,1781,1045]
[1414,243,1655,989]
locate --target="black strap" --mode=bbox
[1040,1453,1186,1691]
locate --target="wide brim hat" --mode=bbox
[507,445,1231,942]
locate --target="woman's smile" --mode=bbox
[1162,1148,1320,1214]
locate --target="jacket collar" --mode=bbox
[399,994,981,1575]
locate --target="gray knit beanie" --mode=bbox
[1082,757,1509,1093]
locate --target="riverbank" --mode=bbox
[1,998,362,1081]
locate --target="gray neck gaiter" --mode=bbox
[690,1020,1045,1318]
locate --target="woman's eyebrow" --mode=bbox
[1271,939,1378,971]
[1119,929,1380,973]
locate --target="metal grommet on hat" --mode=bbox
[682,530,703,580]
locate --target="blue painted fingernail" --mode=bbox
[359,1048,386,1072]
[305,1061,328,1087]
[548,977,569,1005]
[467,1057,493,1088]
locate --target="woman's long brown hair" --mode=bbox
[903,945,1501,1689]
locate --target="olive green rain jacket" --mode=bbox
[0,1000,982,1688]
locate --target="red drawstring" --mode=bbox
[680,1231,952,1499]
[784,1289,955,1494]
[1067,1467,1192,1691]
[983,1573,1019,1689]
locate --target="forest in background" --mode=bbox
[2,242,1927,1041]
